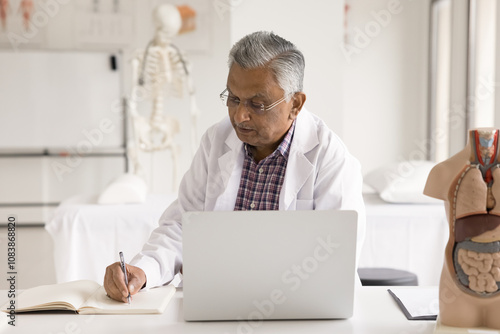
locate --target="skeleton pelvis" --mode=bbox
[133,115,179,151]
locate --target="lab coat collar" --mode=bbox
[291,108,319,153]
[213,126,244,210]
[281,108,318,209]
[219,128,243,189]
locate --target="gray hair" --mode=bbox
[228,31,305,99]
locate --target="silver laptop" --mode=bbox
[182,210,358,321]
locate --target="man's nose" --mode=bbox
[233,101,251,123]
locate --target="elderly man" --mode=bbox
[104,31,365,302]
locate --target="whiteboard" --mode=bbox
[0,50,123,149]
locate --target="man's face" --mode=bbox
[226,63,296,158]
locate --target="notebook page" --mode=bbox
[16,280,101,311]
[80,285,176,314]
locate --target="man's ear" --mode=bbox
[289,92,306,120]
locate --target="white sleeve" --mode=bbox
[313,136,366,264]
[130,128,214,288]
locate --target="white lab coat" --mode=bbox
[131,108,366,288]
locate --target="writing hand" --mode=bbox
[104,262,146,303]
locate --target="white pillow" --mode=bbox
[98,173,148,204]
[364,160,441,204]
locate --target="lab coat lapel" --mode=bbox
[281,110,318,210]
[213,130,244,210]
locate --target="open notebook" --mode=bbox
[1,280,175,315]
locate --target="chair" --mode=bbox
[357,267,418,286]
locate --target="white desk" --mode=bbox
[2,287,437,334]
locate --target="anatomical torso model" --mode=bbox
[424,128,500,329]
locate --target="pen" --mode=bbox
[119,251,131,304]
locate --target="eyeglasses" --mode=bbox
[219,88,287,115]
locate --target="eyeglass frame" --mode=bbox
[219,88,288,115]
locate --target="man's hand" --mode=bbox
[104,262,146,303]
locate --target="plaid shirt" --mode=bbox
[234,121,296,211]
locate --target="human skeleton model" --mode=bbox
[128,4,199,188]
[424,128,500,329]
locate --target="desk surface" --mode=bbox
[1,287,437,334]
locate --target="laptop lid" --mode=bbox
[182,210,358,321]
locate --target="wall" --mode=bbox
[133,0,434,191]
[342,0,430,175]
[229,0,431,176]
[448,0,469,157]
[0,0,233,202]
[470,0,497,127]
[229,0,345,137]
